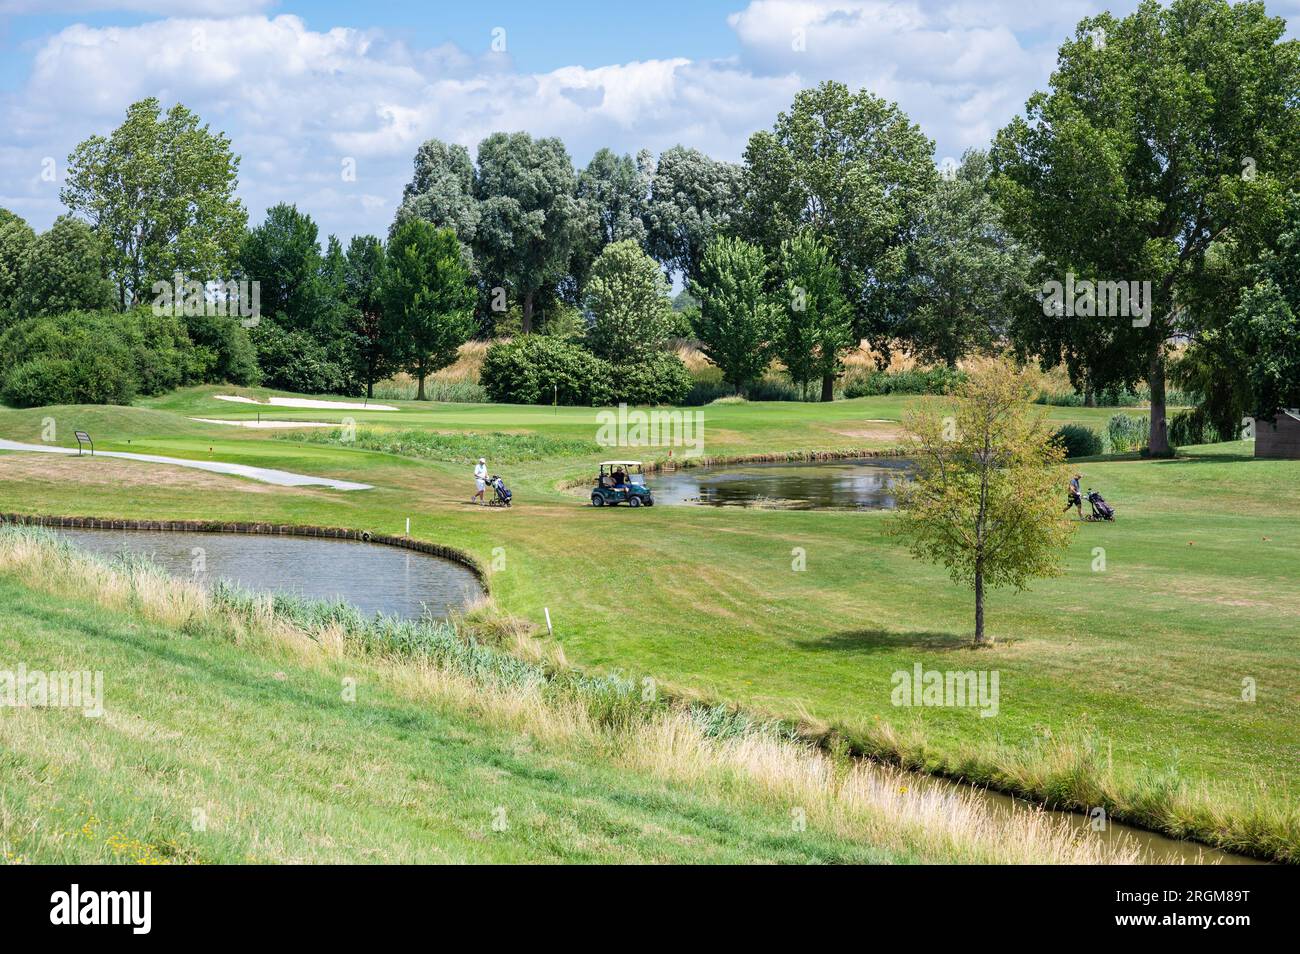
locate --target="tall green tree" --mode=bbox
[392,138,481,245]
[61,97,246,308]
[317,234,359,388]
[474,132,581,334]
[571,148,651,294]
[579,147,650,248]
[383,220,475,400]
[902,151,1030,368]
[776,232,854,400]
[238,204,327,333]
[689,236,777,394]
[992,0,1300,455]
[343,235,391,399]
[644,146,743,284]
[1207,194,1300,423]
[584,240,673,364]
[0,209,36,325]
[741,80,938,398]
[15,215,114,319]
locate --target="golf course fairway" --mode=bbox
[1,386,1296,862]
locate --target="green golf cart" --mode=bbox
[591,460,654,508]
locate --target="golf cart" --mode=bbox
[591,460,654,508]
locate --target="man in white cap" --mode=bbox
[473,457,488,505]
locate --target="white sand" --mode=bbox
[214,395,397,411]
[0,439,372,491]
[191,418,338,429]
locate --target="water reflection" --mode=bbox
[653,458,912,510]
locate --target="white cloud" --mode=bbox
[7,2,1289,240]
[724,0,1067,161]
[1,13,801,239]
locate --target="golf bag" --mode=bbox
[490,475,512,507]
[1086,489,1115,521]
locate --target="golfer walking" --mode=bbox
[473,457,488,505]
[1064,472,1083,519]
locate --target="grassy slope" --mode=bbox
[2,532,1146,865]
[0,572,912,864]
[1,386,1297,857]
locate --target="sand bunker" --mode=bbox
[191,418,338,429]
[0,439,371,491]
[214,395,397,411]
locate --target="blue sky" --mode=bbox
[2,1,1297,242]
[0,1,743,81]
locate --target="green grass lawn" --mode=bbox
[1,531,1145,865]
[1,385,1296,860]
[0,570,910,863]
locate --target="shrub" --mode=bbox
[75,341,143,404]
[1052,424,1103,458]
[1106,413,1148,453]
[608,350,692,405]
[481,335,611,406]
[185,312,260,386]
[481,335,692,407]
[0,309,194,407]
[539,304,587,342]
[1169,408,1235,447]
[128,309,191,396]
[685,377,733,405]
[842,366,965,398]
[249,321,347,395]
[1,357,78,407]
[1,347,139,408]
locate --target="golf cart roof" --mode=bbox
[599,460,642,467]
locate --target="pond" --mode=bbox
[56,528,482,621]
[653,457,911,510]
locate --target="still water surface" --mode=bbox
[57,528,482,621]
[653,457,911,510]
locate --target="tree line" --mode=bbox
[1,0,1297,455]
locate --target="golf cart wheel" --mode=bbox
[628,496,642,508]
[591,493,605,507]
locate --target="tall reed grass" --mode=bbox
[0,525,1153,864]
[275,427,598,464]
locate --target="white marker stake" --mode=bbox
[544,607,553,636]
[405,517,410,536]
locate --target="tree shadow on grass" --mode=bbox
[1151,452,1260,466]
[800,627,984,655]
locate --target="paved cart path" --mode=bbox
[0,439,372,491]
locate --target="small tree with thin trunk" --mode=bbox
[892,358,1076,645]
[382,220,474,401]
